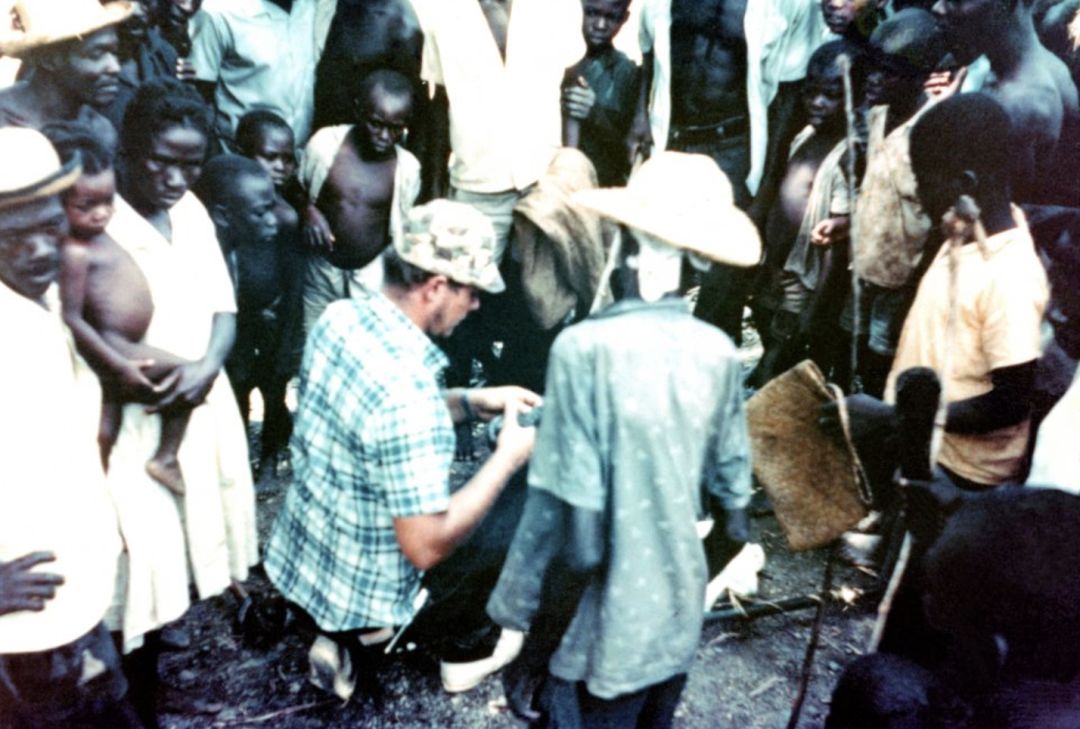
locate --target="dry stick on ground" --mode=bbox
[784,54,861,729]
[785,544,837,729]
[211,699,341,727]
[869,222,966,651]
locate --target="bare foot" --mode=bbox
[147,456,186,495]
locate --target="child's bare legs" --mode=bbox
[104,332,196,496]
[146,407,192,496]
[256,376,293,493]
[99,396,123,472]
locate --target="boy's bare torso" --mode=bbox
[767,133,841,260]
[318,134,397,270]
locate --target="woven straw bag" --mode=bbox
[746,360,871,551]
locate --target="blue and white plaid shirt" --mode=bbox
[265,292,454,631]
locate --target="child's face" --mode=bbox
[821,0,870,35]
[64,169,116,239]
[581,0,629,51]
[250,125,296,190]
[865,49,920,108]
[803,62,847,133]
[357,87,412,160]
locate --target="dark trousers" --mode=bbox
[670,130,753,343]
[409,467,531,659]
[0,623,144,729]
[535,673,688,729]
[441,258,560,394]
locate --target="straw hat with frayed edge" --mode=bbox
[396,199,506,294]
[0,0,134,57]
[572,151,761,267]
[0,127,81,211]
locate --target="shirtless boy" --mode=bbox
[235,110,303,324]
[933,0,1080,204]
[44,123,190,495]
[234,112,304,484]
[561,0,640,186]
[193,155,295,491]
[751,40,864,387]
[299,69,421,334]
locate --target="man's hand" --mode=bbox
[811,216,850,247]
[819,394,898,448]
[626,110,653,167]
[302,204,335,253]
[0,552,63,616]
[924,65,967,102]
[176,58,198,82]
[561,79,596,121]
[111,359,176,402]
[494,398,539,470]
[467,386,542,422]
[148,359,218,413]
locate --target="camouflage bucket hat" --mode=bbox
[396,200,506,294]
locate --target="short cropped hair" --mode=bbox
[357,68,415,112]
[382,246,438,288]
[909,93,1013,185]
[42,121,113,175]
[235,109,293,157]
[870,9,949,75]
[806,39,868,100]
[192,154,269,209]
[121,78,212,161]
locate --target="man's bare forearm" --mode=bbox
[394,448,525,570]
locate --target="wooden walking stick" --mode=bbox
[868,195,984,652]
[839,54,862,393]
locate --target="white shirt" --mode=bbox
[0,283,121,653]
[420,0,584,193]
[639,0,830,195]
[190,0,333,145]
[1028,369,1080,494]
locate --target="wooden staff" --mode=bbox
[867,196,984,652]
[839,54,862,393]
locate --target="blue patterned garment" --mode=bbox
[265,292,453,631]
[488,297,752,699]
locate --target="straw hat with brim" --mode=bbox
[0,127,81,211]
[396,199,506,294]
[573,151,762,267]
[0,0,134,57]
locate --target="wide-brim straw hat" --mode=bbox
[0,0,134,57]
[573,151,762,267]
[0,127,81,211]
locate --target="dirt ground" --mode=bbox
[157,330,882,729]
[157,474,879,729]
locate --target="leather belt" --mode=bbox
[669,116,750,145]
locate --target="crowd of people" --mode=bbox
[2,0,1080,727]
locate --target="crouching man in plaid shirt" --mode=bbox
[264,201,541,701]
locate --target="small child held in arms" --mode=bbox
[561,0,640,186]
[45,122,191,495]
